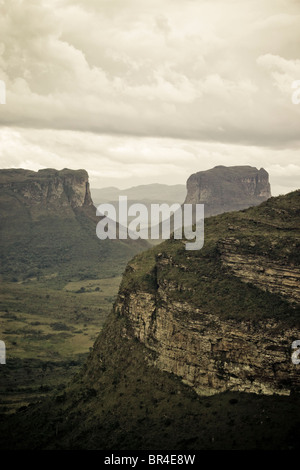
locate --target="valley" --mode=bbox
[0,166,299,450]
[0,276,121,414]
[1,0,299,452]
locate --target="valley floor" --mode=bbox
[0,277,121,414]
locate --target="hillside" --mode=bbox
[116,190,300,396]
[0,168,149,413]
[0,190,299,450]
[0,168,148,283]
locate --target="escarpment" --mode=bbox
[184,165,271,216]
[0,168,148,280]
[0,168,93,218]
[116,284,299,396]
[114,190,300,397]
[219,238,300,303]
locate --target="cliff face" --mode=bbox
[117,279,298,397]
[114,191,300,397]
[0,168,148,281]
[184,166,271,216]
[0,168,93,218]
[218,238,300,303]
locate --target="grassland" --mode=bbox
[0,276,122,413]
[0,313,299,450]
[0,170,149,414]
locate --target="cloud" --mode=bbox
[0,0,300,146]
[0,127,299,195]
[0,0,299,194]
[257,54,300,95]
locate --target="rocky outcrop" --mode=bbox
[0,168,149,280]
[117,289,298,396]
[0,168,93,218]
[218,237,300,303]
[114,191,300,397]
[184,166,271,216]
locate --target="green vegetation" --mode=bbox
[0,314,299,450]
[0,189,299,449]
[0,210,145,285]
[0,277,121,413]
[0,168,148,413]
[121,190,300,325]
[0,169,149,283]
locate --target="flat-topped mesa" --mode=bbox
[0,168,93,212]
[184,165,271,217]
[0,167,149,281]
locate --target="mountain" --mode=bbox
[112,190,300,396]
[1,190,299,450]
[91,183,187,206]
[91,183,187,233]
[0,168,148,283]
[151,165,272,242]
[185,165,271,217]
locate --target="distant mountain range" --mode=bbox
[0,166,272,282]
[91,183,187,234]
[91,183,187,206]
[92,166,271,237]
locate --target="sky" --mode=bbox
[0,0,299,195]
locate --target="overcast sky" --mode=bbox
[0,0,299,195]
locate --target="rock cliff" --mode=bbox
[0,168,93,218]
[184,165,271,216]
[0,168,148,281]
[114,190,300,397]
[117,284,298,397]
[218,238,300,303]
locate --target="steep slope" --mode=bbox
[184,165,271,216]
[0,190,299,450]
[153,165,272,242]
[0,168,148,282]
[116,190,299,396]
[1,312,299,451]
